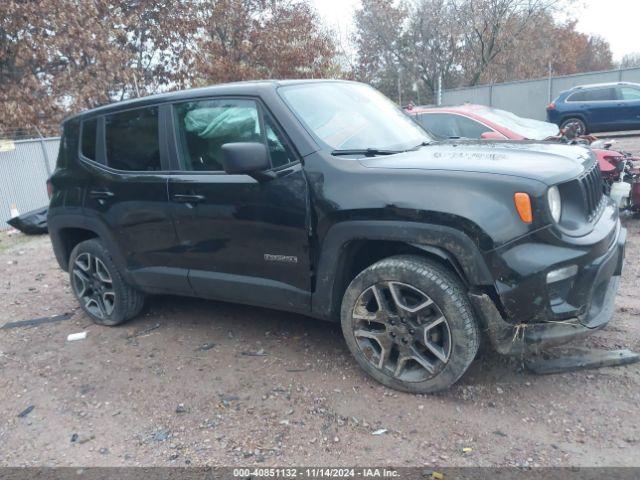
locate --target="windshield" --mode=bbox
[479,107,559,140]
[279,82,431,152]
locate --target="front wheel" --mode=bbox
[340,255,479,393]
[69,239,145,326]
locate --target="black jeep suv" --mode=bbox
[48,80,626,393]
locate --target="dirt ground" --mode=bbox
[1,139,640,468]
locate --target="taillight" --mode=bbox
[46,179,53,199]
[546,102,556,110]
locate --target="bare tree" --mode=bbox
[352,0,611,101]
[453,0,557,86]
[406,0,462,95]
[352,0,408,102]
[620,53,640,69]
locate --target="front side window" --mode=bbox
[173,99,261,171]
[81,118,97,160]
[279,82,431,152]
[105,107,161,171]
[620,86,640,101]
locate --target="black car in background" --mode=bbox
[48,80,625,393]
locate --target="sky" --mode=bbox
[312,0,640,63]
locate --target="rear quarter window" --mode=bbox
[81,118,97,161]
[56,119,80,169]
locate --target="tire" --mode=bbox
[69,239,145,326]
[560,117,587,136]
[340,255,479,393]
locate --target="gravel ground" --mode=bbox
[1,143,640,467]
[610,135,640,155]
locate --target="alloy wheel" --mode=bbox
[72,252,116,319]
[351,281,452,382]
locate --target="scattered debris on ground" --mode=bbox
[526,348,640,375]
[1,312,73,330]
[17,406,34,418]
[66,331,87,342]
[1,198,640,467]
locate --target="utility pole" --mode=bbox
[547,60,553,103]
[397,67,402,106]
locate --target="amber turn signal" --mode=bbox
[514,192,532,223]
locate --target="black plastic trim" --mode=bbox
[312,220,494,321]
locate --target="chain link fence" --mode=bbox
[0,133,60,231]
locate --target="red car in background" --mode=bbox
[407,104,640,210]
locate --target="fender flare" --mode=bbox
[311,220,494,321]
[47,213,131,282]
[560,113,588,129]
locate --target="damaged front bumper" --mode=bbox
[472,210,626,355]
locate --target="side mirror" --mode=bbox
[480,131,505,140]
[221,142,273,180]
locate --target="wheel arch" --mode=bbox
[48,215,129,278]
[311,221,494,322]
[560,113,588,131]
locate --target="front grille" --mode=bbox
[578,162,604,220]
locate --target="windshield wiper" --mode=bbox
[331,148,402,157]
[405,140,433,151]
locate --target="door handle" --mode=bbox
[88,189,115,199]
[173,194,205,203]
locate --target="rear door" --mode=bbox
[81,105,190,294]
[617,85,640,129]
[166,97,311,312]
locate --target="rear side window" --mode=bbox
[105,107,161,171]
[568,88,616,102]
[173,99,261,171]
[81,118,97,160]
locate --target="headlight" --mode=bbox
[547,186,562,222]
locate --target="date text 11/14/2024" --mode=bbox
[232,468,402,478]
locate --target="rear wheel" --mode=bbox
[69,239,145,326]
[340,255,479,393]
[560,117,587,136]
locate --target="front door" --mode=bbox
[617,85,640,129]
[166,97,311,312]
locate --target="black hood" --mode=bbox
[359,140,594,186]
